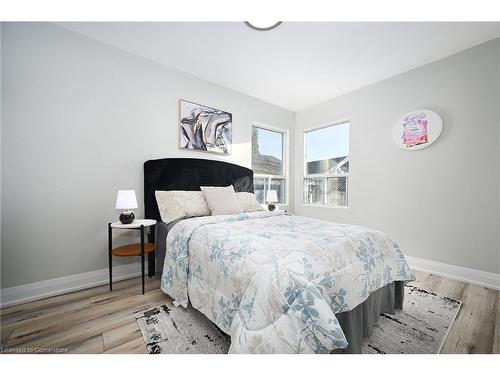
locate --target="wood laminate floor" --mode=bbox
[0,271,498,354]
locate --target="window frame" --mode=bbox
[302,119,350,208]
[251,123,289,206]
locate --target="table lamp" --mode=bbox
[266,190,278,211]
[115,190,138,224]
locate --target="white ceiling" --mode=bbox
[57,22,500,111]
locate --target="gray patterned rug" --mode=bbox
[135,285,461,354]
[362,285,461,354]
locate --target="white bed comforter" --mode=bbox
[160,211,414,353]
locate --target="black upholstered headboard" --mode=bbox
[143,158,254,223]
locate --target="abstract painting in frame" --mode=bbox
[178,100,232,155]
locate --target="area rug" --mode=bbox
[134,285,461,354]
[361,285,462,354]
[134,303,230,354]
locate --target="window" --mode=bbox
[304,121,350,207]
[252,125,287,205]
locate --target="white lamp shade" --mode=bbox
[115,190,138,210]
[266,190,278,203]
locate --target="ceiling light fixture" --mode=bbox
[245,21,282,31]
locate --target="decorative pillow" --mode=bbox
[200,185,243,216]
[155,190,210,224]
[236,192,265,213]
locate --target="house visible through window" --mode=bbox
[252,126,286,205]
[304,121,350,206]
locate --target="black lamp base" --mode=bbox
[119,211,135,224]
[268,204,276,211]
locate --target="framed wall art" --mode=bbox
[392,109,443,150]
[178,99,232,155]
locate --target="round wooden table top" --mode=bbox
[111,243,156,257]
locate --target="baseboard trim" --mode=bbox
[1,256,498,308]
[406,255,500,291]
[0,263,141,308]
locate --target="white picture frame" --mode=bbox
[392,109,443,151]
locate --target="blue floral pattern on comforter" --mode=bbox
[160,211,414,353]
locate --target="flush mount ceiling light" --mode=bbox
[245,21,282,31]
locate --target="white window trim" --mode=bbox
[303,119,350,208]
[252,123,289,206]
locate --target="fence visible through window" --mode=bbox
[303,121,350,207]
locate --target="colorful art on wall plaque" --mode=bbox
[392,109,443,150]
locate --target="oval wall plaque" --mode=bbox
[392,109,443,150]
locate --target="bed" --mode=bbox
[144,157,415,354]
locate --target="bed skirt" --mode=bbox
[332,281,405,354]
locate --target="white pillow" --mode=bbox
[155,190,210,224]
[200,185,243,216]
[236,192,265,213]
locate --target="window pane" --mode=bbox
[270,178,285,204]
[252,127,283,175]
[254,177,266,204]
[305,122,349,175]
[326,177,348,206]
[303,178,324,205]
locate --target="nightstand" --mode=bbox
[108,219,156,294]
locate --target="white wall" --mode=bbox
[294,38,500,274]
[0,23,3,276]
[0,23,294,288]
[2,22,498,292]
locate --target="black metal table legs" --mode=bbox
[140,225,145,295]
[108,223,154,295]
[108,223,112,291]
